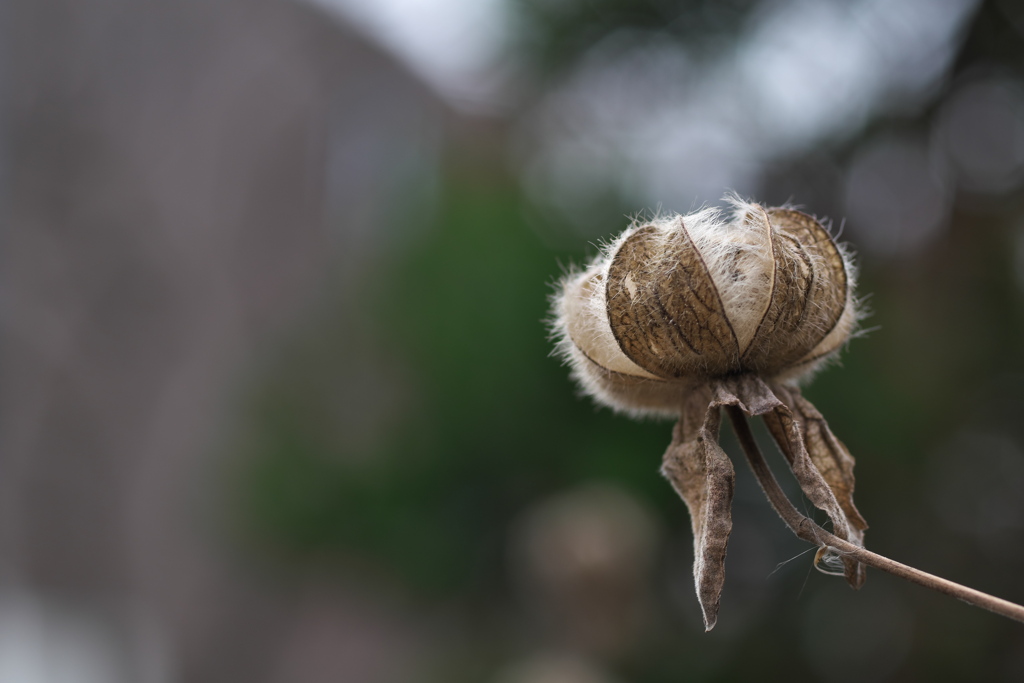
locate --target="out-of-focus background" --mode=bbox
[4,0,1024,681]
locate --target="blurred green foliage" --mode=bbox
[231,0,1024,680]
[237,177,680,597]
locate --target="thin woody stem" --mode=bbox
[724,405,1024,625]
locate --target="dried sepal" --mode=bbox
[660,386,734,631]
[662,375,871,628]
[758,382,867,588]
[771,383,868,532]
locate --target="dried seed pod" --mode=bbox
[549,200,1024,629]
[552,198,860,417]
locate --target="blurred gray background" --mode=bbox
[4,0,1024,681]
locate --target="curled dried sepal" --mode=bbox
[662,375,868,627]
[814,546,848,577]
[661,386,734,631]
[551,199,861,418]
[771,384,868,532]
[726,376,867,588]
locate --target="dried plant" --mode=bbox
[551,197,1024,630]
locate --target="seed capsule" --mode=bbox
[552,198,859,416]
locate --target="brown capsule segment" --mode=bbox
[741,209,849,376]
[562,268,662,380]
[605,220,742,379]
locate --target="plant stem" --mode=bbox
[724,405,1024,625]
